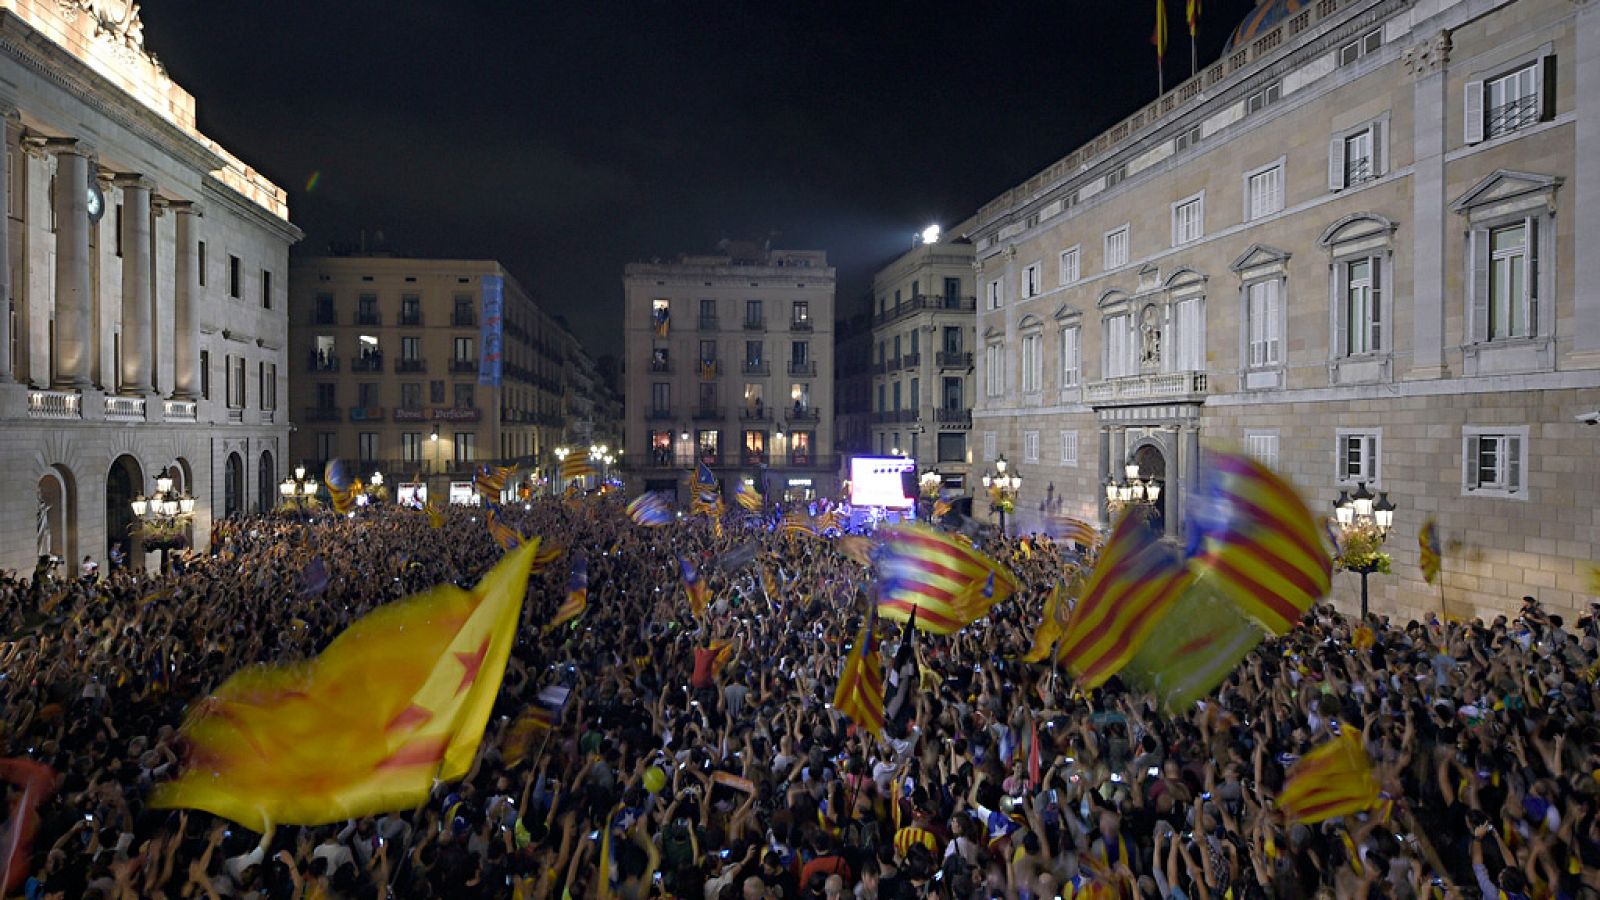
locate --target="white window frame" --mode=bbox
[1103,312,1133,378]
[986,279,1004,310]
[1020,331,1042,393]
[1333,254,1384,358]
[1461,425,1529,499]
[1023,431,1040,463]
[1246,82,1281,115]
[1169,296,1205,372]
[982,431,997,462]
[1059,246,1081,285]
[1244,431,1280,469]
[1059,325,1081,387]
[1466,56,1553,144]
[984,343,1005,397]
[1059,430,1079,467]
[1244,159,1285,221]
[1171,192,1205,246]
[1328,115,1388,191]
[1104,225,1130,271]
[1021,262,1042,299]
[1334,429,1382,487]
[1244,278,1282,370]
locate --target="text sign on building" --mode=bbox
[478,274,505,388]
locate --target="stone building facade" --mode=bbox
[0,1,300,575]
[971,0,1600,621]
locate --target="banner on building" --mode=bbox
[478,274,505,388]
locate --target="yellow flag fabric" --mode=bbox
[1277,730,1381,824]
[1022,583,1070,664]
[150,540,539,833]
[425,501,445,530]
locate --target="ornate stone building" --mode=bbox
[972,0,1600,620]
[0,1,300,574]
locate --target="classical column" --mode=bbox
[171,201,201,399]
[1109,426,1127,478]
[115,175,153,393]
[1574,0,1600,354]
[0,109,15,384]
[1405,31,1451,378]
[49,140,92,389]
[1181,424,1201,541]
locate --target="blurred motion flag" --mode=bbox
[876,525,1019,635]
[531,542,565,569]
[1187,0,1201,36]
[733,479,764,512]
[782,508,817,538]
[837,535,875,567]
[697,462,717,487]
[1056,510,1192,689]
[931,499,952,521]
[761,564,781,603]
[1419,517,1442,585]
[502,685,569,765]
[1277,730,1381,824]
[0,757,56,893]
[486,509,524,550]
[1022,582,1070,664]
[545,555,588,633]
[832,609,885,738]
[1352,624,1376,650]
[474,465,514,502]
[559,450,595,482]
[150,540,539,833]
[679,555,709,617]
[1027,716,1042,790]
[817,507,845,534]
[627,492,673,527]
[1187,452,1331,636]
[1120,577,1264,711]
[298,558,330,599]
[323,458,352,491]
[707,638,737,679]
[1052,515,1101,550]
[424,500,445,530]
[327,483,357,515]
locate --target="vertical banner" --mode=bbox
[479,275,505,387]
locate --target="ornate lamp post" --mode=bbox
[982,454,1022,536]
[1105,460,1163,521]
[919,468,941,522]
[131,471,196,573]
[278,465,319,517]
[1332,481,1397,619]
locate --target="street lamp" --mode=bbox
[279,465,319,517]
[1105,459,1163,520]
[982,454,1022,536]
[919,468,942,523]
[131,469,197,572]
[1331,481,1397,619]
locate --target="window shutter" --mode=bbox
[1469,228,1491,342]
[1328,137,1346,190]
[1464,80,1485,144]
[1507,435,1522,493]
[1331,264,1347,359]
[1539,55,1557,122]
[1526,216,1539,335]
[1370,256,1383,351]
[1373,119,1388,177]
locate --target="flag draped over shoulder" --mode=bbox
[679,555,709,617]
[627,492,673,527]
[1187,452,1331,636]
[150,540,540,833]
[560,450,595,483]
[1419,517,1442,585]
[1276,730,1381,824]
[876,525,1019,635]
[545,555,588,633]
[1119,577,1264,711]
[833,610,885,739]
[1056,510,1192,689]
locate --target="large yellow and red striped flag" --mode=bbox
[559,450,595,483]
[1056,510,1192,689]
[1419,517,1442,585]
[876,525,1019,635]
[1120,577,1264,711]
[1152,0,1169,61]
[679,555,709,617]
[544,555,588,633]
[1276,730,1381,824]
[1187,452,1331,636]
[150,540,540,833]
[707,638,737,680]
[832,610,885,739]
[782,509,817,538]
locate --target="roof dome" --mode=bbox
[1224,0,1310,52]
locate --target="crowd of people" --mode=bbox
[3,495,1599,900]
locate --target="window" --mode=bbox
[652,382,670,413]
[228,254,241,299]
[745,341,763,365]
[1245,432,1280,469]
[453,336,475,361]
[357,293,380,326]
[893,335,902,360]
[699,298,717,327]
[358,382,379,410]
[984,343,1004,397]
[1060,326,1080,386]
[430,380,445,404]
[401,383,423,410]
[943,278,961,304]
[114,204,123,257]
[1339,257,1382,356]
[1171,297,1204,371]
[454,432,476,465]
[258,362,277,410]
[1338,28,1382,66]
[1021,263,1041,299]
[1104,313,1133,378]
[699,339,718,364]
[892,381,902,411]
[1105,164,1128,189]
[698,382,718,410]
[742,430,767,464]
[315,383,336,409]
[1059,430,1079,466]
[1336,430,1381,485]
[1020,332,1042,392]
[744,299,763,328]
[698,430,721,461]
[198,241,207,286]
[1173,123,1202,153]
[1462,427,1527,497]
[792,301,809,325]
[986,279,1004,310]
[400,294,421,325]
[261,270,273,309]
[453,295,475,326]
[358,433,378,463]
[1172,194,1204,245]
[1024,431,1040,463]
[791,341,809,365]
[938,433,966,463]
[942,327,962,355]
[1486,221,1534,340]
[877,383,886,413]
[652,298,671,335]
[1104,226,1129,270]
[982,431,997,462]
[453,383,475,409]
[1467,58,1553,143]
[1245,82,1281,115]
[1246,162,1283,220]
[909,377,919,411]
[910,329,919,357]
[1059,247,1081,285]
[225,355,246,408]
[401,336,421,361]
[316,432,336,461]
[1329,119,1386,189]
[1246,280,1282,368]
[402,433,423,463]
[199,349,210,400]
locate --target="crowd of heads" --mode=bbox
[3,496,1600,899]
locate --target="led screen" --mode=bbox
[849,457,915,508]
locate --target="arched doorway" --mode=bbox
[106,454,144,566]
[224,452,243,518]
[257,451,275,515]
[37,465,75,565]
[1130,443,1168,535]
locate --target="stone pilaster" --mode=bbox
[171,201,202,399]
[1405,30,1451,379]
[114,174,153,393]
[1573,0,1600,354]
[48,140,92,389]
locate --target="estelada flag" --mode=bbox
[1419,517,1442,585]
[832,609,885,739]
[150,540,539,833]
[876,525,1019,635]
[679,555,709,617]
[1277,730,1381,824]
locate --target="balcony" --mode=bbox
[886,356,902,373]
[902,352,921,369]
[356,312,382,326]
[935,407,972,429]
[741,360,769,375]
[28,389,81,420]
[105,395,146,421]
[305,406,343,422]
[646,407,675,421]
[788,360,817,377]
[308,352,339,372]
[790,319,813,332]
[740,407,769,421]
[1084,370,1209,405]
[396,358,427,373]
[649,359,673,374]
[451,311,477,327]
[692,406,725,421]
[350,407,386,422]
[399,312,424,326]
[351,355,384,373]
[743,317,765,331]
[699,315,720,331]
[870,410,919,424]
[788,452,813,466]
[449,358,477,374]
[163,399,197,422]
[698,360,722,379]
[791,405,820,422]
[874,294,977,326]
[937,350,973,368]
[743,451,768,466]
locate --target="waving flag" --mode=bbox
[1052,516,1101,550]
[559,450,595,483]
[1056,510,1192,689]
[837,535,875,567]
[474,465,512,502]
[1120,577,1264,710]
[761,564,781,604]
[1152,0,1169,61]
[424,500,445,530]
[151,541,539,832]
[679,555,709,617]
[1276,730,1381,824]
[531,542,565,569]
[545,555,588,633]
[486,509,524,550]
[327,483,357,515]
[1187,452,1331,636]
[298,558,330,599]
[707,638,737,680]
[931,499,952,522]
[1419,517,1442,585]
[832,610,885,738]
[782,509,817,538]
[817,507,845,534]
[1187,0,1201,35]
[876,525,1019,635]
[697,462,717,487]
[1022,582,1070,663]
[627,492,673,527]
[733,479,764,512]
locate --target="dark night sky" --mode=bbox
[142,0,1258,358]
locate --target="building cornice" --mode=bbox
[202,175,303,245]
